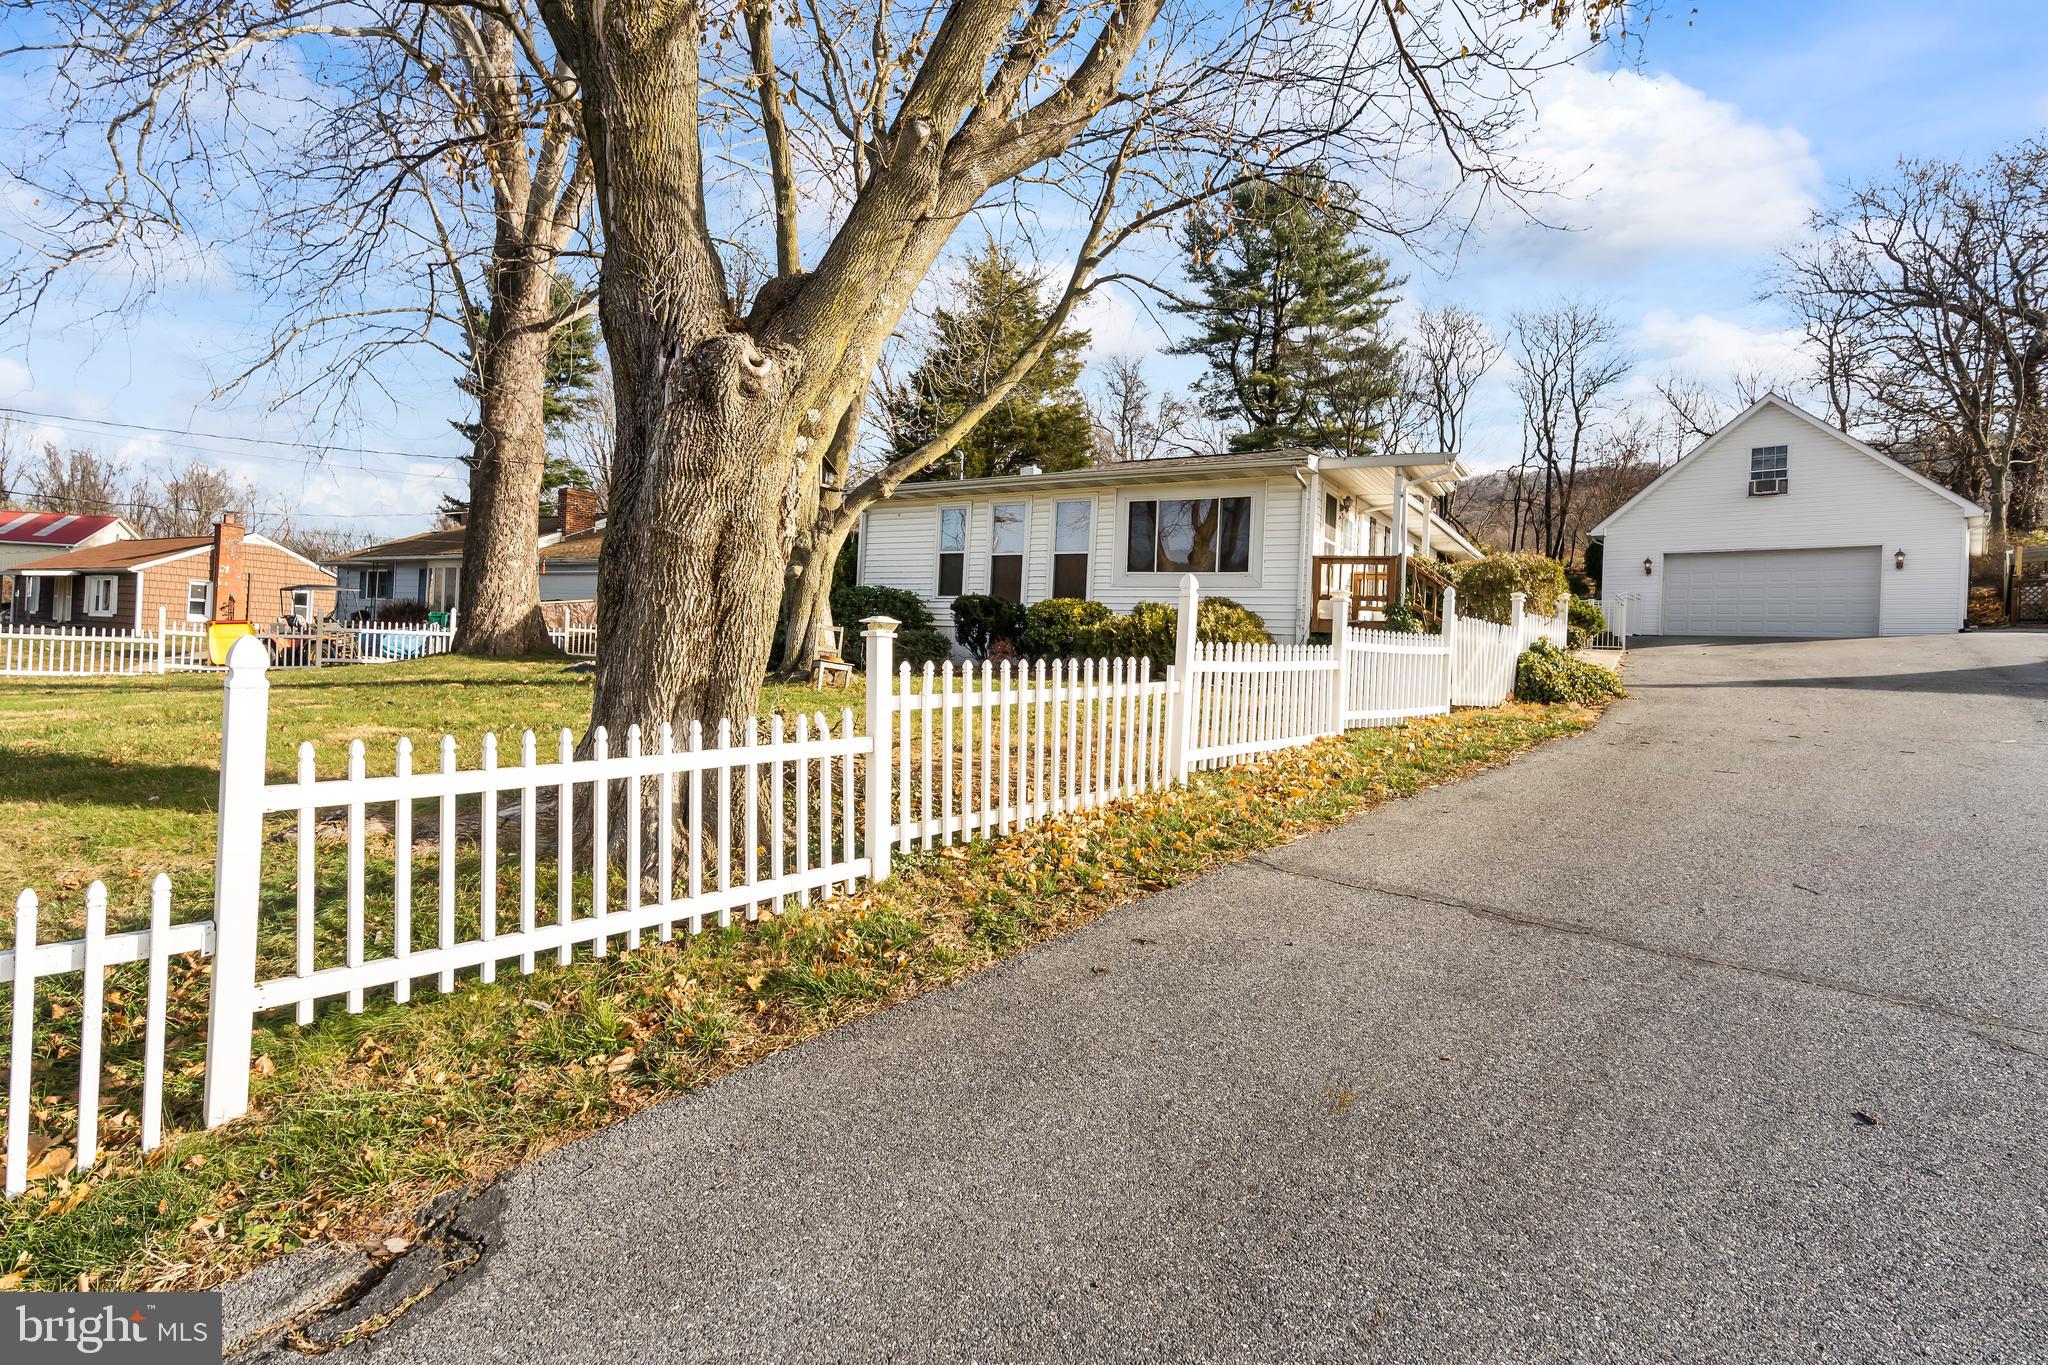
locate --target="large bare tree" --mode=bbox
[1508,297,1629,559]
[2,1,594,654]
[1775,143,2047,534]
[530,0,1632,737]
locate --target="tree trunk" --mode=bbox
[455,282,557,657]
[778,513,855,674]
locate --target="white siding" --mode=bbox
[858,473,1311,648]
[1600,405,1970,636]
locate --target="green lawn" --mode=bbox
[0,659,858,939]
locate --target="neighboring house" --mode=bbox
[330,487,602,618]
[8,513,337,631]
[856,449,1482,645]
[1589,396,1988,639]
[0,512,137,618]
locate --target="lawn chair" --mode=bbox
[813,625,854,689]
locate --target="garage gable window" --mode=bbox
[1748,446,1789,496]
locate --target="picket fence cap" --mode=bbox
[225,633,270,680]
[861,615,900,633]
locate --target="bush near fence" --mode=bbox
[2,575,1576,1199]
[1515,639,1624,704]
[1456,553,1570,625]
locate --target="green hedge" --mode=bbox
[829,583,950,668]
[1514,639,1624,704]
[1019,598,1113,660]
[950,594,1026,660]
[1566,597,1607,649]
[1457,552,1570,625]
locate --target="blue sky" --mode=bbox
[2,0,2045,536]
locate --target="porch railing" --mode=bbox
[1310,555,1397,629]
[1311,554,1456,631]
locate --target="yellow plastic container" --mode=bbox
[207,622,257,666]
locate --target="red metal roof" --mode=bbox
[0,511,128,546]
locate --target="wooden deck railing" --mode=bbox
[1311,555,1398,629]
[1311,553,1456,631]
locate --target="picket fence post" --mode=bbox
[862,615,899,884]
[155,605,168,674]
[1441,585,1459,708]
[1166,574,1200,783]
[1510,591,1526,648]
[203,635,270,1126]
[1326,589,1351,736]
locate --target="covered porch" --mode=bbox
[1305,454,1480,632]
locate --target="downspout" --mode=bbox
[1295,461,1315,642]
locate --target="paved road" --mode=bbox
[251,635,2048,1363]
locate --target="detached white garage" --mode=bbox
[1590,397,1986,638]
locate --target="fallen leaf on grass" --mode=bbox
[25,1136,73,1182]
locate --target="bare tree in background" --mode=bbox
[1089,356,1159,463]
[5,2,595,654]
[1086,355,1218,464]
[1509,299,1630,560]
[1774,142,2047,532]
[139,463,254,538]
[1409,305,1503,454]
[25,444,127,518]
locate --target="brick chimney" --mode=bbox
[209,511,246,622]
[557,486,600,536]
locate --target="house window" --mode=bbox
[1052,499,1091,599]
[186,579,213,622]
[937,507,966,598]
[426,564,461,612]
[23,577,41,615]
[85,574,118,617]
[1323,492,1339,552]
[1749,446,1789,496]
[359,566,393,599]
[1126,496,1252,575]
[988,501,1026,603]
[290,588,314,622]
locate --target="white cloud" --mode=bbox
[1075,289,1171,361]
[1633,309,1811,386]
[1509,67,1821,259]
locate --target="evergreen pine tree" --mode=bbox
[894,241,1095,481]
[1170,168,1404,453]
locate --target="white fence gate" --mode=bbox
[2,574,1583,1194]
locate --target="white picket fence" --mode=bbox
[3,878,211,1194]
[1449,593,1570,707]
[549,624,598,657]
[1,625,166,677]
[1,575,1576,1194]
[0,611,460,678]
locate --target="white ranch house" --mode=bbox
[1590,396,1987,638]
[856,449,1484,646]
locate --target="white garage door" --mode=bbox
[1664,547,1881,637]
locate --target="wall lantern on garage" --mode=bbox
[1643,557,1654,575]
[1894,548,1907,570]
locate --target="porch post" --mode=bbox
[1391,468,1410,600]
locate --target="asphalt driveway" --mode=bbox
[241,633,2048,1363]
